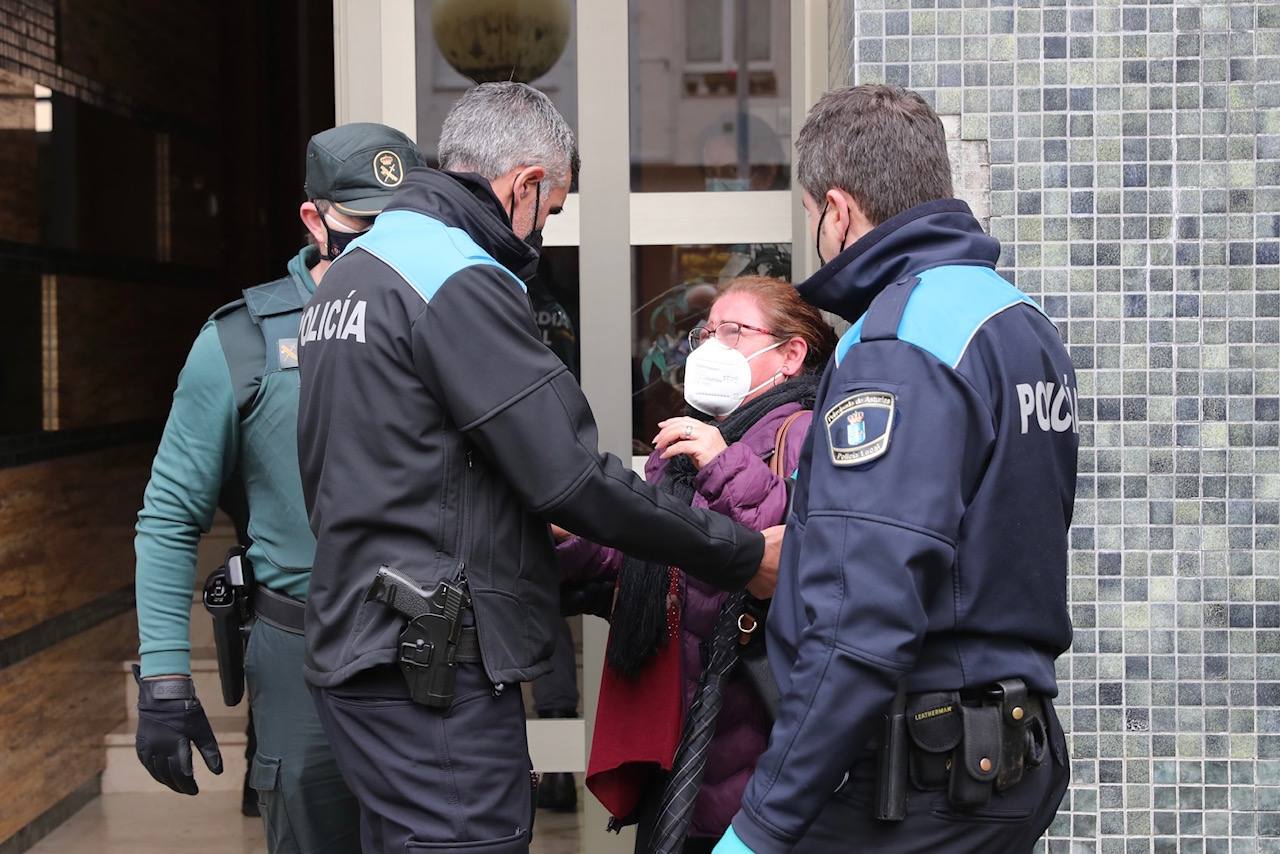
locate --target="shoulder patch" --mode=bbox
[825,390,895,466]
[277,338,299,368]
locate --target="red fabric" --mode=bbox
[585,615,684,821]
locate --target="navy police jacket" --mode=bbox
[296,168,764,690]
[731,200,1078,851]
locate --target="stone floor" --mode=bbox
[27,791,585,853]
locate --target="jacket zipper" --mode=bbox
[458,449,473,577]
[460,449,500,692]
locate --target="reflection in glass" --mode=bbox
[631,243,791,451]
[631,0,790,192]
[415,0,578,163]
[528,246,580,379]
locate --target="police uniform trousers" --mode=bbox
[245,619,362,854]
[311,663,535,854]
[792,701,1070,853]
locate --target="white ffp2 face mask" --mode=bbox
[683,338,783,417]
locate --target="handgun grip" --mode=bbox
[367,568,433,620]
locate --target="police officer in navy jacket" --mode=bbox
[297,83,779,853]
[715,85,1078,854]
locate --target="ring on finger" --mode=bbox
[682,423,695,439]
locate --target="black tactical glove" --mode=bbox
[133,664,223,795]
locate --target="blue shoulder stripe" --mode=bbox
[342,209,525,303]
[835,265,1044,368]
[834,315,866,366]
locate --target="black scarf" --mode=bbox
[606,373,820,677]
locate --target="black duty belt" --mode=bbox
[874,678,1051,819]
[252,584,483,661]
[437,625,482,662]
[253,585,307,635]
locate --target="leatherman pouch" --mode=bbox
[904,692,962,790]
[948,704,1002,809]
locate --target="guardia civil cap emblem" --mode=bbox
[374,150,404,188]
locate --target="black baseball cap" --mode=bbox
[304,123,426,217]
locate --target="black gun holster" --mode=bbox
[365,566,481,709]
[874,678,1050,820]
[397,603,465,709]
[202,546,255,706]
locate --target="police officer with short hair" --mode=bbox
[296,81,780,854]
[133,123,425,853]
[713,85,1078,853]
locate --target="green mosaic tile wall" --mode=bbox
[829,1,1280,850]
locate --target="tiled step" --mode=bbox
[102,717,250,794]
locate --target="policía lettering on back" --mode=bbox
[299,290,367,346]
[1015,375,1079,435]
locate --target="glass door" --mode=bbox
[333,2,828,848]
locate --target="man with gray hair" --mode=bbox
[297,82,779,853]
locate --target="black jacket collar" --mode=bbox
[385,167,540,281]
[797,199,1002,323]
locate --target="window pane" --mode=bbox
[684,0,722,63]
[415,0,578,164]
[631,242,792,451]
[631,0,790,192]
[746,0,771,61]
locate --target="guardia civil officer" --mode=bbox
[714,85,1078,853]
[133,123,425,853]
[296,82,779,853]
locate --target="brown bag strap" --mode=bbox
[769,410,808,479]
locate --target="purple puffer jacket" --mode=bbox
[557,402,812,839]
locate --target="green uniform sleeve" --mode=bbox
[135,321,240,677]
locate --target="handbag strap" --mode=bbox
[769,409,808,478]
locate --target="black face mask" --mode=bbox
[524,228,544,254]
[322,225,364,262]
[317,207,370,262]
[814,199,850,267]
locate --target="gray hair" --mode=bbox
[438,82,577,189]
[795,85,953,226]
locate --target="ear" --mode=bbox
[299,201,327,248]
[780,336,808,378]
[512,165,546,198]
[832,189,876,244]
[823,188,854,236]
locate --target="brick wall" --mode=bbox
[0,2,332,847]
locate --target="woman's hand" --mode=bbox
[654,416,728,469]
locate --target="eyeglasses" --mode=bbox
[688,320,776,350]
